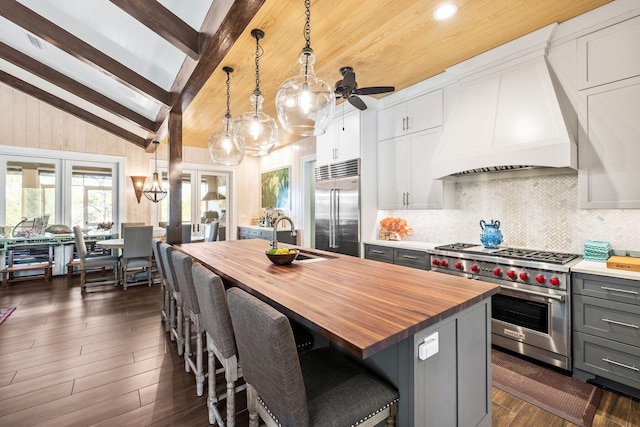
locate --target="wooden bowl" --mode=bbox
[265,250,298,265]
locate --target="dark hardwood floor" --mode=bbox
[1,274,638,426]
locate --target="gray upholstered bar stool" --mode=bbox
[227,287,399,427]
[192,264,245,427]
[152,239,170,333]
[171,250,206,396]
[159,243,184,356]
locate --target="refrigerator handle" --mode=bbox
[334,189,340,248]
[329,188,334,248]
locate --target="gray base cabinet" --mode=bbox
[572,273,640,394]
[364,244,429,270]
[366,299,492,426]
[237,226,297,245]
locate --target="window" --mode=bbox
[71,167,114,227]
[5,161,57,232]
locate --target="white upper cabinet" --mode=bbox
[578,15,640,90]
[377,90,443,141]
[577,15,640,209]
[378,128,446,210]
[316,108,361,167]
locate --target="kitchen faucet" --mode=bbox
[271,216,296,249]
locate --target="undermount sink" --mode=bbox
[294,250,334,263]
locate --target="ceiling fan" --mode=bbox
[334,66,395,110]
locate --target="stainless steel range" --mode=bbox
[429,243,582,370]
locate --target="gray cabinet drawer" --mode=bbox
[574,331,640,390]
[394,248,429,269]
[573,273,640,305]
[574,294,640,347]
[364,244,394,264]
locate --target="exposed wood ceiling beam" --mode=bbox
[0,69,149,149]
[0,0,173,106]
[175,0,265,112]
[0,41,159,133]
[108,0,200,60]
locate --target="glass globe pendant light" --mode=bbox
[235,29,278,157]
[275,0,335,136]
[209,66,245,166]
[142,141,167,203]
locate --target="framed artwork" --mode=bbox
[261,166,290,209]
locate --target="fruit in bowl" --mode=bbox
[265,247,299,265]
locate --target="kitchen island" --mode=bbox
[178,239,499,426]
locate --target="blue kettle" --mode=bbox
[480,219,502,249]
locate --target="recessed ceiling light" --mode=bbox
[433,3,458,21]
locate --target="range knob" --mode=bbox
[536,274,546,284]
[507,270,517,280]
[550,276,561,287]
[519,272,529,281]
[455,262,463,270]
[493,268,502,277]
[440,259,448,267]
[432,259,439,266]
[471,264,479,273]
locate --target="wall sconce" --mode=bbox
[130,176,146,204]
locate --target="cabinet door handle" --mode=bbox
[406,116,410,130]
[401,255,417,260]
[371,250,385,254]
[406,192,410,206]
[335,147,339,159]
[602,358,639,372]
[402,117,406,131]
[602,318,639,329]
[402,192,406,206]
[601,286,638,295]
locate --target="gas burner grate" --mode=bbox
[492,248,578,264]
[434,243,477,251]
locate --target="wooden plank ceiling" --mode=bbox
[0,0,612,152]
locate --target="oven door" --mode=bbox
[491,284,570,369]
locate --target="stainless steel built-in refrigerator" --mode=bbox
[314,159,360,257]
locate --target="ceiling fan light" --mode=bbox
[276,49,335,136]
[434,3,458,21]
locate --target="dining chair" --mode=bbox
[160,243,184,356]
[205,221,219,242]
[151,238,170,332]
[171,250,205,396]
[120,225,153,290]
[72,226,120,293]
[192,264,245,426]
[182,223,192,243]
[120,222,144,238]
[227,287,399,427]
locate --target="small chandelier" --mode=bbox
[275,0,335,136]
[142,141,167,203]
[235,29,278,157]
[209,67,245,166]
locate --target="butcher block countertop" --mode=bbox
[177,239,499,359]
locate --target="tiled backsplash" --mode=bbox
[382,174,640,254]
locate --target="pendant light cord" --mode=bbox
[302,0,311,80]
[253,32,264,117]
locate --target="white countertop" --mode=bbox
[363,239,439,252]
[571,260,640,281]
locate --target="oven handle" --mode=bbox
[499,285,565,302]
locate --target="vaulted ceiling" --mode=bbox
[0,0,612,152]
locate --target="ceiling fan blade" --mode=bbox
[342,70,357,89]
[356,86,395,95]
[348,95,367,110]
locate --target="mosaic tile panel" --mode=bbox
[381,174,640,254]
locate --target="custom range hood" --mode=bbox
[432,24,577,179]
